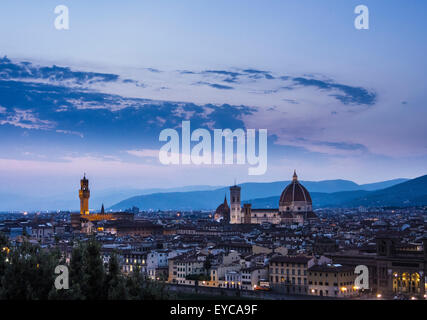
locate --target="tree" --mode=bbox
[203,254,213,274]
[0,233,10,296]
[105,253,128,300]
[0,235,176,301]
[52,243,86,300]
[0,240,57,300]
[81,237,106,300]
[126,267,145,300]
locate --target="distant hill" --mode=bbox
[248,176,427,209]
[246,190,372,209]
[109,177,412,211]
[342,175,427,207]
[4,177,414,212]
[359,178,409,191]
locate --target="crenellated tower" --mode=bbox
[79,174,90,215]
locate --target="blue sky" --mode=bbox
[0,0,426,207]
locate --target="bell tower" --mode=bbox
[230,184,242,224]
[79,174,90,215]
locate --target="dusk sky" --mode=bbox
[0,0,426,206]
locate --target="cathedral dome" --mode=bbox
[214,196,230,222]
[279,171,312,209]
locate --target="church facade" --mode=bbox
[221,171,318,225]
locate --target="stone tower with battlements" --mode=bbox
[79,174,90,215]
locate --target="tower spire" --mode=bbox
[293,170,298,181]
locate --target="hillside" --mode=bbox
[109,177,414,211]
[342,175,427,207]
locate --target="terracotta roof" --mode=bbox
[270,255,311,264]
[279,180,312,205]
[215,202,230,215]
[308,264,354,273]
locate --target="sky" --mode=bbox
[0,0,426,208]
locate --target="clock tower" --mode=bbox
[79,174,90,215]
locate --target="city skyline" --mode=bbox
[0,1,426,305]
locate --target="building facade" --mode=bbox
[329,235,427,298]
[269,256,311,295]
[308,264,358,298]
[228,171,317,225]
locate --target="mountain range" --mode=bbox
[109,177,427,211]
[5,176,427,212]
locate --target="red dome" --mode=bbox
[214,196,230,222]
[279,171,312,206]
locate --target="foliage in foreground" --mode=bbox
[0,234,174,300]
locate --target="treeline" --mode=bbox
[0,233,174,300]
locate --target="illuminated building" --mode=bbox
[168,253,206,284]
[328,234,427,298]
[228,171,318,225]
[79,174,90,215]
[71,174,134,231]
[308,264,358,298]
[268,256,311,295]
